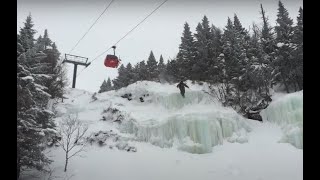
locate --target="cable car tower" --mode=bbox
[63,54,91,88]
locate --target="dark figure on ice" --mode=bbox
[177,81,189,98]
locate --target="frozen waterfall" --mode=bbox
[118,88,251,154]
[260,91,303,149]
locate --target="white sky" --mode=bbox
[17,0,302,92]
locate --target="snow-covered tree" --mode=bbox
[43,29,52,50]
[98,79,111,93]
[112,64,126,89]
[165,59,179,83]
[273,0,295,92]
[17,60,53,179]
[207,25,223,83]
[176,22,196,80]
[221,17,238,87]
[136,60,149,81]
[42,42,67,99]
[260,4,276,56]
[292,7,303,90]
[157,55,167,82]
[19,14,36,51]
[17,15,60,178]
[193,16,213,81]
[146,51,159,81]
[158,55,166,73]
[231,14,251,93]
[125,63,135,85]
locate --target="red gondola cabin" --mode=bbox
[104,55,120,68]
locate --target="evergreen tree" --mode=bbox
[260,4,276,55]
[98,80,108,93]
[17,61,53,179]
[41,41,67,99]
[125,63,135,85]
[176,22,196,80]
[221,17,237,88]
[158,55,167,82]
[98,78,113,93]
[136,60,148,81]
[231,14,251,93]
[165,59,179,83]
[275,1,294,43]
[273,0,295,92]
[17,34,24,57]
[19,14,36,51]
[106,77,113,91]
[36,35,45,52]
[17,42,54,179]
[216,53,226,83]
[17,16,67,177]
[207,25,223,82]
[112,64,126,89]
[43,29,52,50]
[158,55,166,72]
[247,24,268,93]
[258,4,276,94]
[292,7,303,90]
[193,16,213,81]
[146,51,159,81]
[211,25,223,59]
[132,62,140,82]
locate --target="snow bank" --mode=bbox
[260,91,303,149]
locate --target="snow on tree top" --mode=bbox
[36,87,51,97]
[34,74,52,78]
[21,76,34,81]
[277,42,285,47]
[35,83,48,90]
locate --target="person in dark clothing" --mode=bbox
[177,81,189,98]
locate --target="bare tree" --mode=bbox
[205,83,229,107]
[57,114,88,172]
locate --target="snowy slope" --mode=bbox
[21,81,302,180]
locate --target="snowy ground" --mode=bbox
[21,81,303,180]
[23,122,302,180]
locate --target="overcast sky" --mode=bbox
[17,0,303,92]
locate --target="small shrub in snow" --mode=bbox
[103,106,120,114]
[87,130,137,152]
[121,93,132,101]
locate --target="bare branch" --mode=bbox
[58,113,88,172]
[68,145,86,159]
